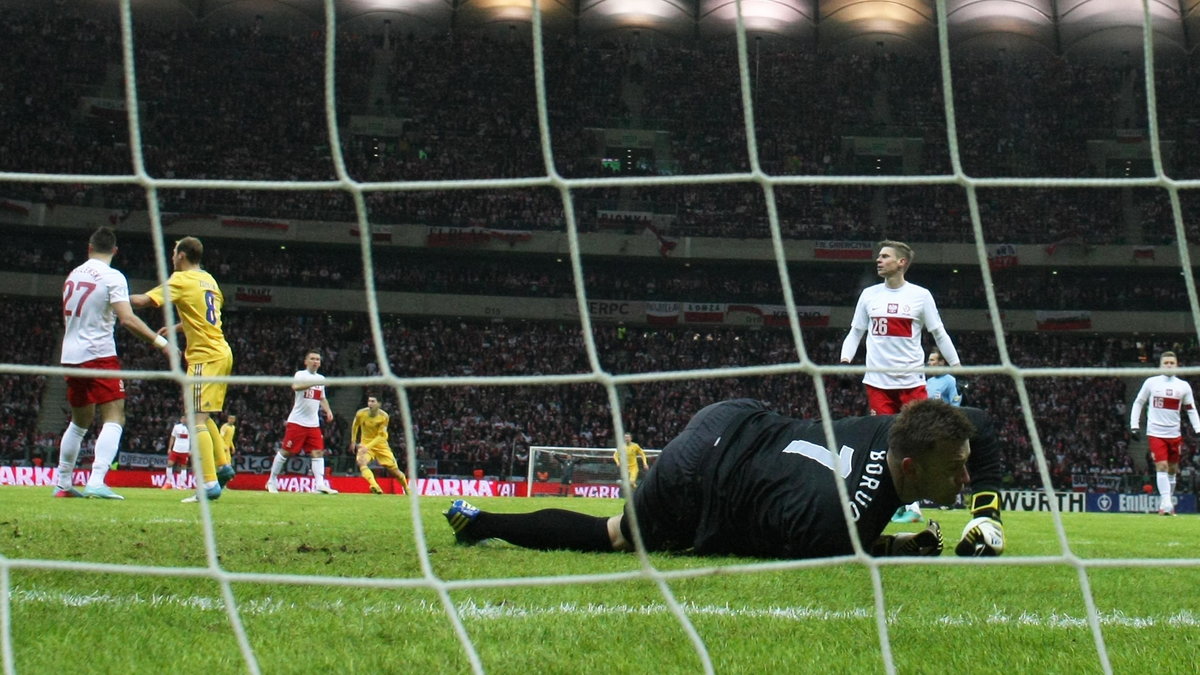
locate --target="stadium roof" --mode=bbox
[51,0,1200,59]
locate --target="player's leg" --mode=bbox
[374,446,408,493]
[54,392,93,497]
[87,398,125,484]
[163,461,175,489]
[443,499,617,551]
[357,446,383,494]
[310,428,337,494]
[1164,440,1182,515]
[206,416,235,487]
[180,363,231,503]
[82,384,127,499]
[1150,437,1173,514]
[186,363,222,491]
[268,426,301,493]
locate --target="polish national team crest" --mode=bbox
[887,303,898,314]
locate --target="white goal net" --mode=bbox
[2,0,1199,674]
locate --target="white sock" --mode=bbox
[269,452,287,480]
[1156,471,1173,511]
[56,422,88,489]
[165,467,175,488]
[311,457,326,486]
[87,423,122,488]
[178,469,187,488]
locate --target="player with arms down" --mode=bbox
[1129,350,1199,516]
[445,399,1005,559]
[840,240,961,415]
[267,350,337,494]
[349,394,410,494]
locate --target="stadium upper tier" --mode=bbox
[22,0,1198,60]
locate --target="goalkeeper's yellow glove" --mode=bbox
[955,491,1005,556]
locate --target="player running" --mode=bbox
[349,394,410,494]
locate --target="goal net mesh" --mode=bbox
[2,1,1198,674]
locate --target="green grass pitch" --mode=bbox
[2,487,1197,674]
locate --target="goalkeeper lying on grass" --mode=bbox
[446,398,1004,559]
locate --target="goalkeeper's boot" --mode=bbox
[181,484,222,503]
[370,485,383,495]
[52,487,86,498]
[216,465,236,488]
[444,499,483,545]
[83,485,124,500]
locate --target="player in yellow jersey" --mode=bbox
[349,394,409,494]
[614,432,650,490]
[131,236,233,503]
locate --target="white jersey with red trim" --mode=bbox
[849,282,945,389]
[170,423,191,453]
[60,258,132,365]
[1130,374,1200,438]
[287,369,326,427]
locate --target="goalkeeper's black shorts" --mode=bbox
[621,398,768,552]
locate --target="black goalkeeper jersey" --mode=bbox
[690,405,1001,559]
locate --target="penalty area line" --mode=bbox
[9,589,1200,628]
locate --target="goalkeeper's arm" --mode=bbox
[954,491,1004,557]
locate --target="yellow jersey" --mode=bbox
[615,442,648,468]
[145,269,231,364]
[352,408,390,449]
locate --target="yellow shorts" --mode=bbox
[359,444,398,469]
[189,353,233,413]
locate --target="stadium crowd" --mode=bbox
[3,7,1199,497]
[4,293,1196,495]
[2,226,1196,313]
[3,7,1199,245]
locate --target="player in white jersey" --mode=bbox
[1129,351,1198,516]
[840,240,961,417]
[163,416,191,490]
[54,227,173,499]
[267,350,336,494]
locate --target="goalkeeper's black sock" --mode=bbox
[472,509,613,552]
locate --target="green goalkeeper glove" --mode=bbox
[872,520,943,557]
[955,491,1005,556]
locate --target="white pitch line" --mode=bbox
[9,589,1198,629]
